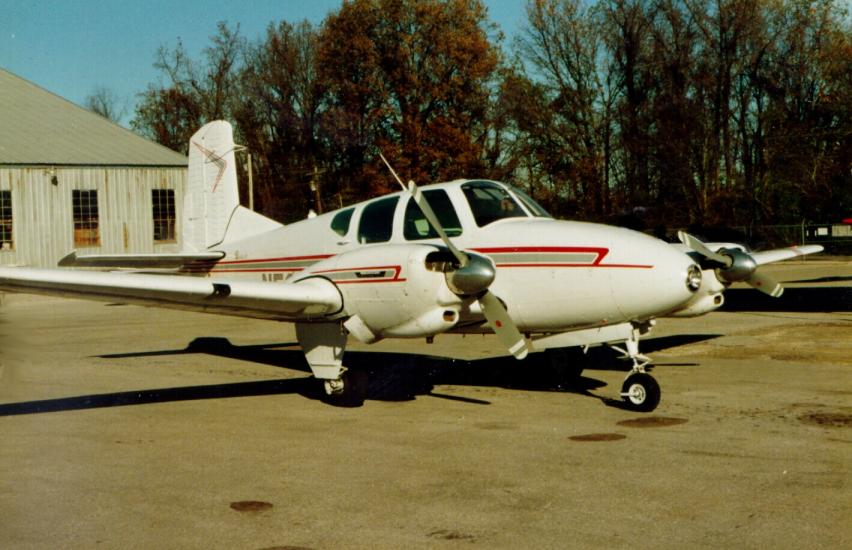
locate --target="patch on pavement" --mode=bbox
[799,412,852,428]
[617,416,688,428]
[230,501,274,513]
[569,433,627,442]
[428,529,475,542]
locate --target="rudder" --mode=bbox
[183,121,241,251]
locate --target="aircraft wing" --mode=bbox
[58,250,225,270]
[750,245,824,266]
[0,267,342,321]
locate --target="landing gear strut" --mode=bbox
[611,321,661,412]
[296,322,369,408]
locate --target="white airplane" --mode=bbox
[0,121,823,411]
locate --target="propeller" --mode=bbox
[379,153,530,359]
[677,231,783,297]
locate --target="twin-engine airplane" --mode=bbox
[0,121,823,411]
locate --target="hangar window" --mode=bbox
[72,189,100,246]
[0,190,12,250]
[152,189,176,242]
[358,196,398,243]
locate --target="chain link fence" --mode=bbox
[721,224,851,254]
[655,223,851,255]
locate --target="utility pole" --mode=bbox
[247,152,254,212]
[233,144,254,211]
[310,165,323,214]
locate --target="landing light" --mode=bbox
[686,265,702,292]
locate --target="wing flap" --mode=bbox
[0,267,342,321]
[58,251,225,269]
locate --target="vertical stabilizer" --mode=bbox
[183,121,241,250]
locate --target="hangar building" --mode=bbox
[0,68,187,267]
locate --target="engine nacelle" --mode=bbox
[667,268,727,317]
[298,244,463,340]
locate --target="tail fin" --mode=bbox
[184,121,241,250]
[183,120,281,250]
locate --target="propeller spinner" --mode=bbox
[677,231,784,297]
[379,154,531,359]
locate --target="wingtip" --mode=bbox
[57,251,78,267]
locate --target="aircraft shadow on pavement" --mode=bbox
[0,333,720,416]
[723,287,852,312]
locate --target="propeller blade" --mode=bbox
[407,181,469,266]
[746,271,784,297]
[479,291,530,359]
[379,152,468,267]
[377,152,528,358]
[677,231,732,267]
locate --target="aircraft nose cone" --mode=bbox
[609,232,700,319]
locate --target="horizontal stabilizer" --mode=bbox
[0,266,342,321]
[58,251,225,270]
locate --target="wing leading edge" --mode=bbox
[0,267,342,321]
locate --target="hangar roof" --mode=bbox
[0,68,187,167]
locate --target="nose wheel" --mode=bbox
[620,372,660,412]
[610,322,661,412]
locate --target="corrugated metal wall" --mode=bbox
[0,166,186,267]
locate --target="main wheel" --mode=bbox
[620,372,660,412]
[323,369,369,407]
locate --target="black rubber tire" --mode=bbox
[324,369,369,407]
[620,372,661,412]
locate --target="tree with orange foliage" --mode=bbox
[317,0,501,197]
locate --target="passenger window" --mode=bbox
[357,197,399,243]
[331,208,354,236]
[461,181,526,227]
[404,189,462,240]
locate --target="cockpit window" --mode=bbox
[404,189,463,240]
[357,196,399,243]
[508,184,550,217]
[461,181,527,227]
[330,208,354,236]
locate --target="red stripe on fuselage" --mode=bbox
[471,246,652,268]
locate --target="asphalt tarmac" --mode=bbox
[0,259,849,549]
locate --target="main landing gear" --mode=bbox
[296,321,369,408]
[611,322,661,412]
[322,367,369,407]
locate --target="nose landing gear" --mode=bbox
[611,322,661,412]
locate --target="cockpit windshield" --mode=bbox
[507,184,550,218]
[461,181,525,226]
[461,180,549,227]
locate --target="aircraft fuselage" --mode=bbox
[202,180,699,337]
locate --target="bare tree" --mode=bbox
[84,86,127,123]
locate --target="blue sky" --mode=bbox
[0,1,527,125]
